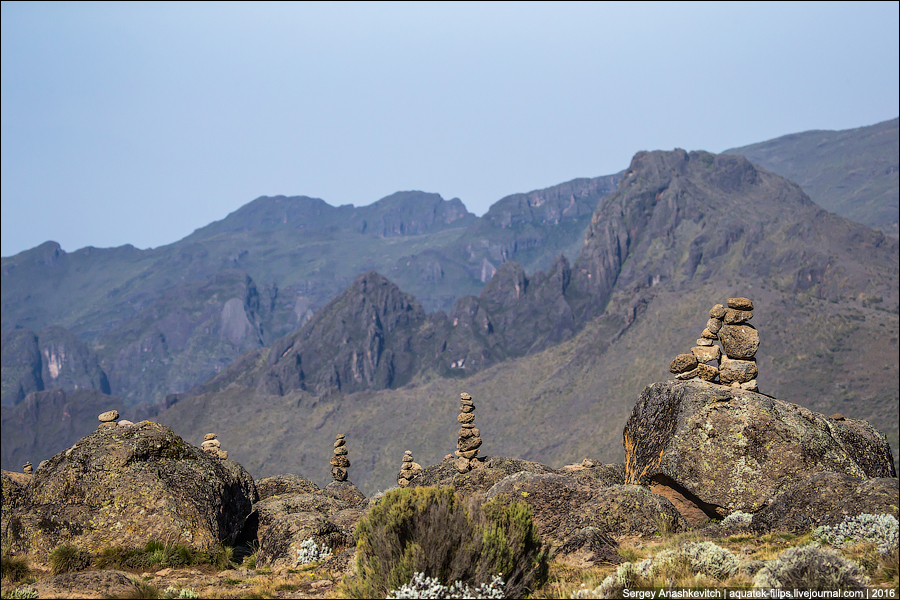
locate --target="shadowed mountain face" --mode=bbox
[7,148,892,493]
[726,117,899,238]
[1,327,110,406]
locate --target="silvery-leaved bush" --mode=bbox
[812,513,899,555]
[753,544,868,590]
[292,537,332,566]
[721,511,753,528]
[388,572,506,599]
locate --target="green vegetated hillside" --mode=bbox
[1,178,617,408]
[726,117,899,237]
[7,148,888,495]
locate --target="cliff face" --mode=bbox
[1,326,109,407]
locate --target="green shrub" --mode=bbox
[753,544,868,590]
[95,546,147,570]
[348,486,548,599]
[48,543,91,575]
[1,552,30,582]
[5,586,38,599]
[94,539,224,571]
[205,544,234,570]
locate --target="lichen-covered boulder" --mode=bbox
[323,480,367,507]
[30,570,142,599]
[623,381,895,516]
[255,473,319,501]
[409,455,556,497]
[484,472,686,543]
[557,462,626,488]
[254,493,352,541]
[255,512,354,570]
[251,491,357,569]
[1,470,29,542]
[750,472,900,533]
[6,421,256,556]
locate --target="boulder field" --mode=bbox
[1,379,897,579]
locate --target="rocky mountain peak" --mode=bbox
[571,148,898,321]
[262,271,430,396]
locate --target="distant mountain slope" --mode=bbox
[726,117,899,237]
[1,180,619,407]
[7,149,893,493]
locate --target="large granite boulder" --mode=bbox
[623,381,895,516]
[408,456,556,497]
[5,421,256,556]
[751,472,900,534]
[255,473,320,501]
[1,470,29,542]
[251,492,358,569]
[30,570,143,599]
[484,472,686,544]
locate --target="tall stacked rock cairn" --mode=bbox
[397,451,423,487]
[455,392,484,474]
[201,433,229,459]
[22,462,33,475]
[98,410,119,429]
[668,297,760,392]
[331,434,350,481]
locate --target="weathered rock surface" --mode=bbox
[5,421,256,556]
[484,472,686,542]
[251,490,358,569]
[623,380,896,516]
[30,570,143,599]
[255,511,353,569]
[717,324,759,359]
[323,480,367,507]
[409,456,556,497]
[255,473,320,501]
[750,472,900,534]
[557,462,626,488]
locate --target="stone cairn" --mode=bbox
[201,433,229,459]
[98,410,119,429]
[22,461,33,475]
[668,297,760,392]
[454,392,484,474]
[331,434,350,481]
[397,451,423,487]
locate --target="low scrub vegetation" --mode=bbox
[346,486,548,599]
[48,543,91,575]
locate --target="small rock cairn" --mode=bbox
[454,392,483,474]
[331,434,350,481]
[22,461,33,475]
[202,433,229,459]
[669,297,760,391]
[397,451,423,487]
[98,410,119,429]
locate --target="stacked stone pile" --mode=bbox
[22,461,33,475]
[98,410,119,429]
[201,433,229,459]
[669,297,760,391]
[331,434,350,481]
[455,392,484,474]
[397,451,423,487]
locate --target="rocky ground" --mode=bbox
[2,381,898,598]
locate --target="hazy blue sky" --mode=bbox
[2,1,898,257]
